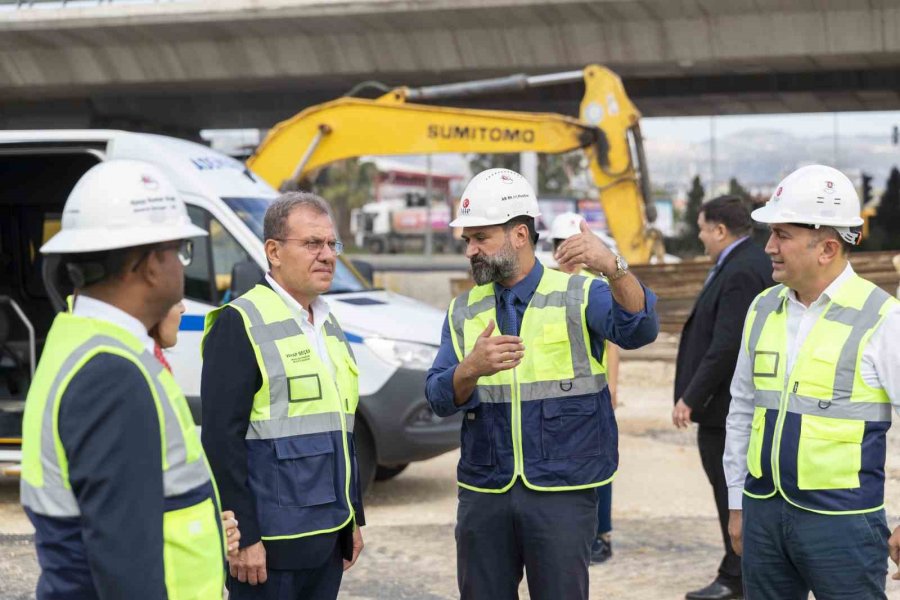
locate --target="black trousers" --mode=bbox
[226,537,344,600]
[698,425,742,586]
[456,480,598,600]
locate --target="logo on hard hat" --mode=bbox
[460,197,471,216]
[462,198,470,208]
[776,186,782,198]
[825,181,834,194]
[141,175,159,191]
[500,174,514,184]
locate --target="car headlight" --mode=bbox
[364,337,439,371]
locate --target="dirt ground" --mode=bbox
[4,359,900,599]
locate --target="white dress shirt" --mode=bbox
[71,295,155,354]
[723,263,900,509]
[265,273,334,378]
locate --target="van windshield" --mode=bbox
[222,197,369,294]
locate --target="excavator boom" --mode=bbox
[247,65,659,264]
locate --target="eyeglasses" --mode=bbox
[132,239,194,272]
[173,239,194,266]
[275,238,344,256]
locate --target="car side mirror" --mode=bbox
[230,259,264,298]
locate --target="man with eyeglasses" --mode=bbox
[20,160,227,599]
[201,192,365,600]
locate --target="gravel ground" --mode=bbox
[4,360,900,599]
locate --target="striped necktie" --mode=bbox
[500,288,519,337]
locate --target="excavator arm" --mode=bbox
[247,65,659,264]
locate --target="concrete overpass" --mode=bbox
[3,0,900,134]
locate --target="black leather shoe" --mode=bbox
[685,580,742,600]
[589,536,612,564]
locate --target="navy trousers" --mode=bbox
[742,495,890,600]
[227,539,344,600]
[456,480,598,600]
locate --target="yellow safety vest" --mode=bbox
[448,267,613,492]
[21,313,225,599]
[203,284,360,540]
[743,274,897,514]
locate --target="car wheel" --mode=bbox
[375,463,409,481]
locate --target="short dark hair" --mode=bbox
[802,224,854,255]
[700,195,752,237]
[263,191,330,242]
[62,247,145,288]
[503,216,538,248]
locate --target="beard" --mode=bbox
[470,238,519,285]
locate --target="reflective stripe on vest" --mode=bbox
[451,273,604,386]
[744,275,897,514]
[228,294,356,441]
[207,284,359,540]
[21,335,211,517]
[448,268,612,493]
[20,313,224,600]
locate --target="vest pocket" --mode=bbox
[162,497,224,600]
[797,415,864,490]
[461,406,494,466]
[541,395,601,460]
[535,323,571,380]
[274,436,338,507]
[746,407,766,479]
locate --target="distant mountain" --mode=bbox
[644,129,900,193]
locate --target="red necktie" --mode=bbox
[153,343,173,373]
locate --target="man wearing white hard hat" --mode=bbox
[550,212,621,566]
[426,169,659,599]
[20,160,227,599]
[723,164,900,599]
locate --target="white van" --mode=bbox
[0,130,461,491]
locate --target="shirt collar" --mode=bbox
[494,260,543,305]
[716,236,749,267]
[786,262,855,308]
[265,272,331,327]
[71,295,154,353]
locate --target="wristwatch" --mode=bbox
[605,254,629,281]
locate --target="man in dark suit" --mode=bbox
[673,195,773,600]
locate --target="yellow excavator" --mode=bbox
[247,65,663,264]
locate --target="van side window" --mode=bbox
[186,206,252,306]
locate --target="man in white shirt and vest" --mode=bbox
[724,164,900,599]
[202,192,364,600]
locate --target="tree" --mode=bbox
[310,158,377,248]
[867,167,900,250]
[468,153,519,175]
[538,153,589,197]
[679,175,705,255]
[728,177,751,202]
[469,152,591,198]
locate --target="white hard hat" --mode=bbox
[752,165,863,243]
[449,168,540,228]
[41,160,207,254]
[550,212,585,241]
